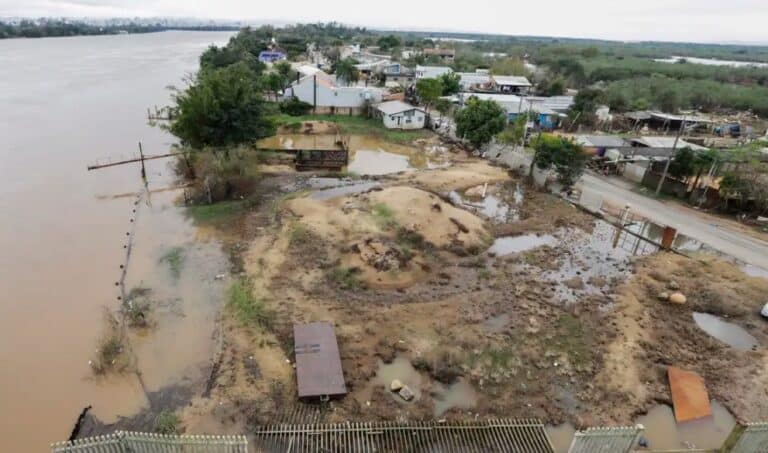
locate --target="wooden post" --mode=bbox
[661,226,677,250]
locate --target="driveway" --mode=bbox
[579,173,768,270]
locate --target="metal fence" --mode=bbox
[253,418,554,453]
[51,431,248,453]
[729,422,768,453]
[567,425,643,453]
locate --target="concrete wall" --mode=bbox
[623,163,648,184]
[382,110,425,129]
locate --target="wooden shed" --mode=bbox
[293,322,347,401]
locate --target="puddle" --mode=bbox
[370,356,424,403]
[449,191,516,223]
[693,312,758,351]
[348,149,413,175]
[363,356,477,415]
[488,234,557,256]
[546,423,576,453]
[483,313,510,333]
[257,134,341,151]
[309,181,380,200]
[433,378,478,416]
[636,402,736,451]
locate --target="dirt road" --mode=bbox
[579,173,768,269]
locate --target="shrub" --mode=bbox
[279,96,313,116]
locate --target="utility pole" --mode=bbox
[138,142,146,180]
[655,116,685,196]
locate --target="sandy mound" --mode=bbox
[398,161,510,193]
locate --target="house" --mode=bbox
[375,101,426,129]
[424,47,456,62]
[624,111,714,132]
[456,71,491,91]
[294,322,347,401]
[258,50,287,63]
[382,62,416,87]
[284,70,383,115]
[401,49,422,59]
[574,135,629,156]
[415,65,453,80]
[463,93,573,130]
[489,75,532,94]
[629,136,709,152]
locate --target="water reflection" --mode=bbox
[692,312,758,351]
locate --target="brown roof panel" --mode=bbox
[294,322,347,399]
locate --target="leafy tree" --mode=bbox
[434,98,453,118]
[455,98,507,148]
[538,77,566,96]
[531,134,588,187]
[568,88,604,127]
[581,47,600,58]
[168,63,276,149]
[497,114,529,149]
[491,57,530,77]
[688,148,719,199]
[549,57,586,87]
[416,78,443,111]
[274,61,294,86]
[657,88,680,112]
[668,147,696,180]
[377,34,402,51]
[333,58,360,85]
[438,73,462,96]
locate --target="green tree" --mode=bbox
[333,58,360,85]
[491,57,530,77]
[455,98,507,148]
[568,88,604,128]
[274,60,294,86]
[434,98,453,118]
[538,77,566,96]
[377,34,402,51]
[497,114,528,149]
[688,148,719,199]
[438,73,461,96]
[416,78,443,111]
[657,88,681,112]
[168,63,276,149]
[531,134,588,187]
[668,147,696,180]
[581,46,599,58]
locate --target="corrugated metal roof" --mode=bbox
[415,65,453,79]
[376,100,424,115]
[631,136,708,150]
[294,322,346,399]
[575,135,628,148]
[491,75,532,87]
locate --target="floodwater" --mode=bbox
[693,312,759,351]
[488,234,557,256]
[546,402,735,452]
[743,263,768,279]
[0,31,234,451]
[257,134,434,175]
[636,401,736,450]
[654,55,768,68]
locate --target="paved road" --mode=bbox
[579,173,768,270]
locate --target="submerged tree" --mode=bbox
[168,62,276,149]
[455,98,507,149]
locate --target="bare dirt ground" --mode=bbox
[175,152,768,434]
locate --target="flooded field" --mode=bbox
[0,31,233,451]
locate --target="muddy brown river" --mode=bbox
[0,31,234,451]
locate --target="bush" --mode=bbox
[228,278,274,329]
[154,411,180,434]
[279,96,313,116]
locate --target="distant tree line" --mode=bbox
[0,20,239,39]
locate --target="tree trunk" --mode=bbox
[688,169,703,200]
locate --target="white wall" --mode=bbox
[287,77,383,108]
[382,110,425,129]
[624,163,648,184]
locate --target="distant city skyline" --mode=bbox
[1,0,767,44]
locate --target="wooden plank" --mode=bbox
[668,366,712,423]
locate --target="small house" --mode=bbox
[424,47,456,63]
[258,50,287,63]
[415,65,453,80]
[456,71,491,91]
[489,75,532,95]
[284,71,383,115]
[375,101,426,129]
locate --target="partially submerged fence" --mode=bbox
[51,431,247,453]
[729,422,768,453]
[567,425,643,453]
[252,418,554,453]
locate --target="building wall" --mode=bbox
[287,77,383,109]
[624,163,648,183]
[382,110,425,129]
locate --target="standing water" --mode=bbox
[0,31,234,451]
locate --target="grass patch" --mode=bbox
[153,410,180,434]
[288,222,311,247]
[478,268,492,279]
[227,277,274,329]
[92,312,131,375]
[553,314,593,370]
[328,266,363,290]
[187,199,247,224]
[271,114,432,145]
[372,202,398,230]
[466,345,521,383]
[160,246,185,280]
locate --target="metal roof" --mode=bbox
[415,65,453,79]
[630,136,708,150]
[575,135,628,148]
[376,100,424,115]
[294,322,346,399]
[491,75,532,87]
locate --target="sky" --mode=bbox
[1,0,767,44]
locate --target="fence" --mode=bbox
[729,422,768,453]
[567,426,643,453]
[51,431,248,453]
[253,418,554,453]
